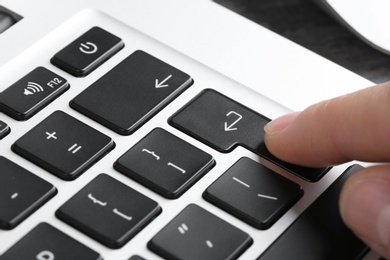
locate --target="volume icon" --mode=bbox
[24,82,44,96]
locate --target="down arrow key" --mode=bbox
[70,50,193,135]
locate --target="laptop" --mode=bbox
[0,0,378,259]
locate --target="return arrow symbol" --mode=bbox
[155,75,172,88]
[224,111,243,131]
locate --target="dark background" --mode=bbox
[214,0,390,84]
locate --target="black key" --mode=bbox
[51,26,124,77]
[70,50,192,135]
[12,111,115,180]
[204,157,303,229]
[0,6,22,34]
[0,156,56,229]
[148,204,252,260]
[115,128,215,199]
[129,256,146,260]
[0,120,10,139]
[258,165,369,260]
[0,67,69,120]
[169,89,330,182]
[56,174,161,249]
[1,223,101,260]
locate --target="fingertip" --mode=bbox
[264,112,301,162]
[339,166,390,259]
[264,109,333,167]
[264,112,300,136]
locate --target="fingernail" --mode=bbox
[264,112,300,135]
[340,176,390,248]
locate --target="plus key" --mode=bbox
[12,111,115,180]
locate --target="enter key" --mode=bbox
[169,89,329,182]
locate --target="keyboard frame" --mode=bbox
[0,9,377,260]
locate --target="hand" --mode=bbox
[264,81,390,258]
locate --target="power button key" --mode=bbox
[51,27,124,77]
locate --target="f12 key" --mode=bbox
[0,67,69,121]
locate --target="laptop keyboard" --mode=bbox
[0,10,372,260]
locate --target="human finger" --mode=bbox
[264,81,390,167]
[339,165,390,259]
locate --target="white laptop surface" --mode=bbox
[0,0,377,259]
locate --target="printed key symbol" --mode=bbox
[68,144,82,154]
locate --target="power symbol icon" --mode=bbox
[79,42,98,54]
[36,250,55,260]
